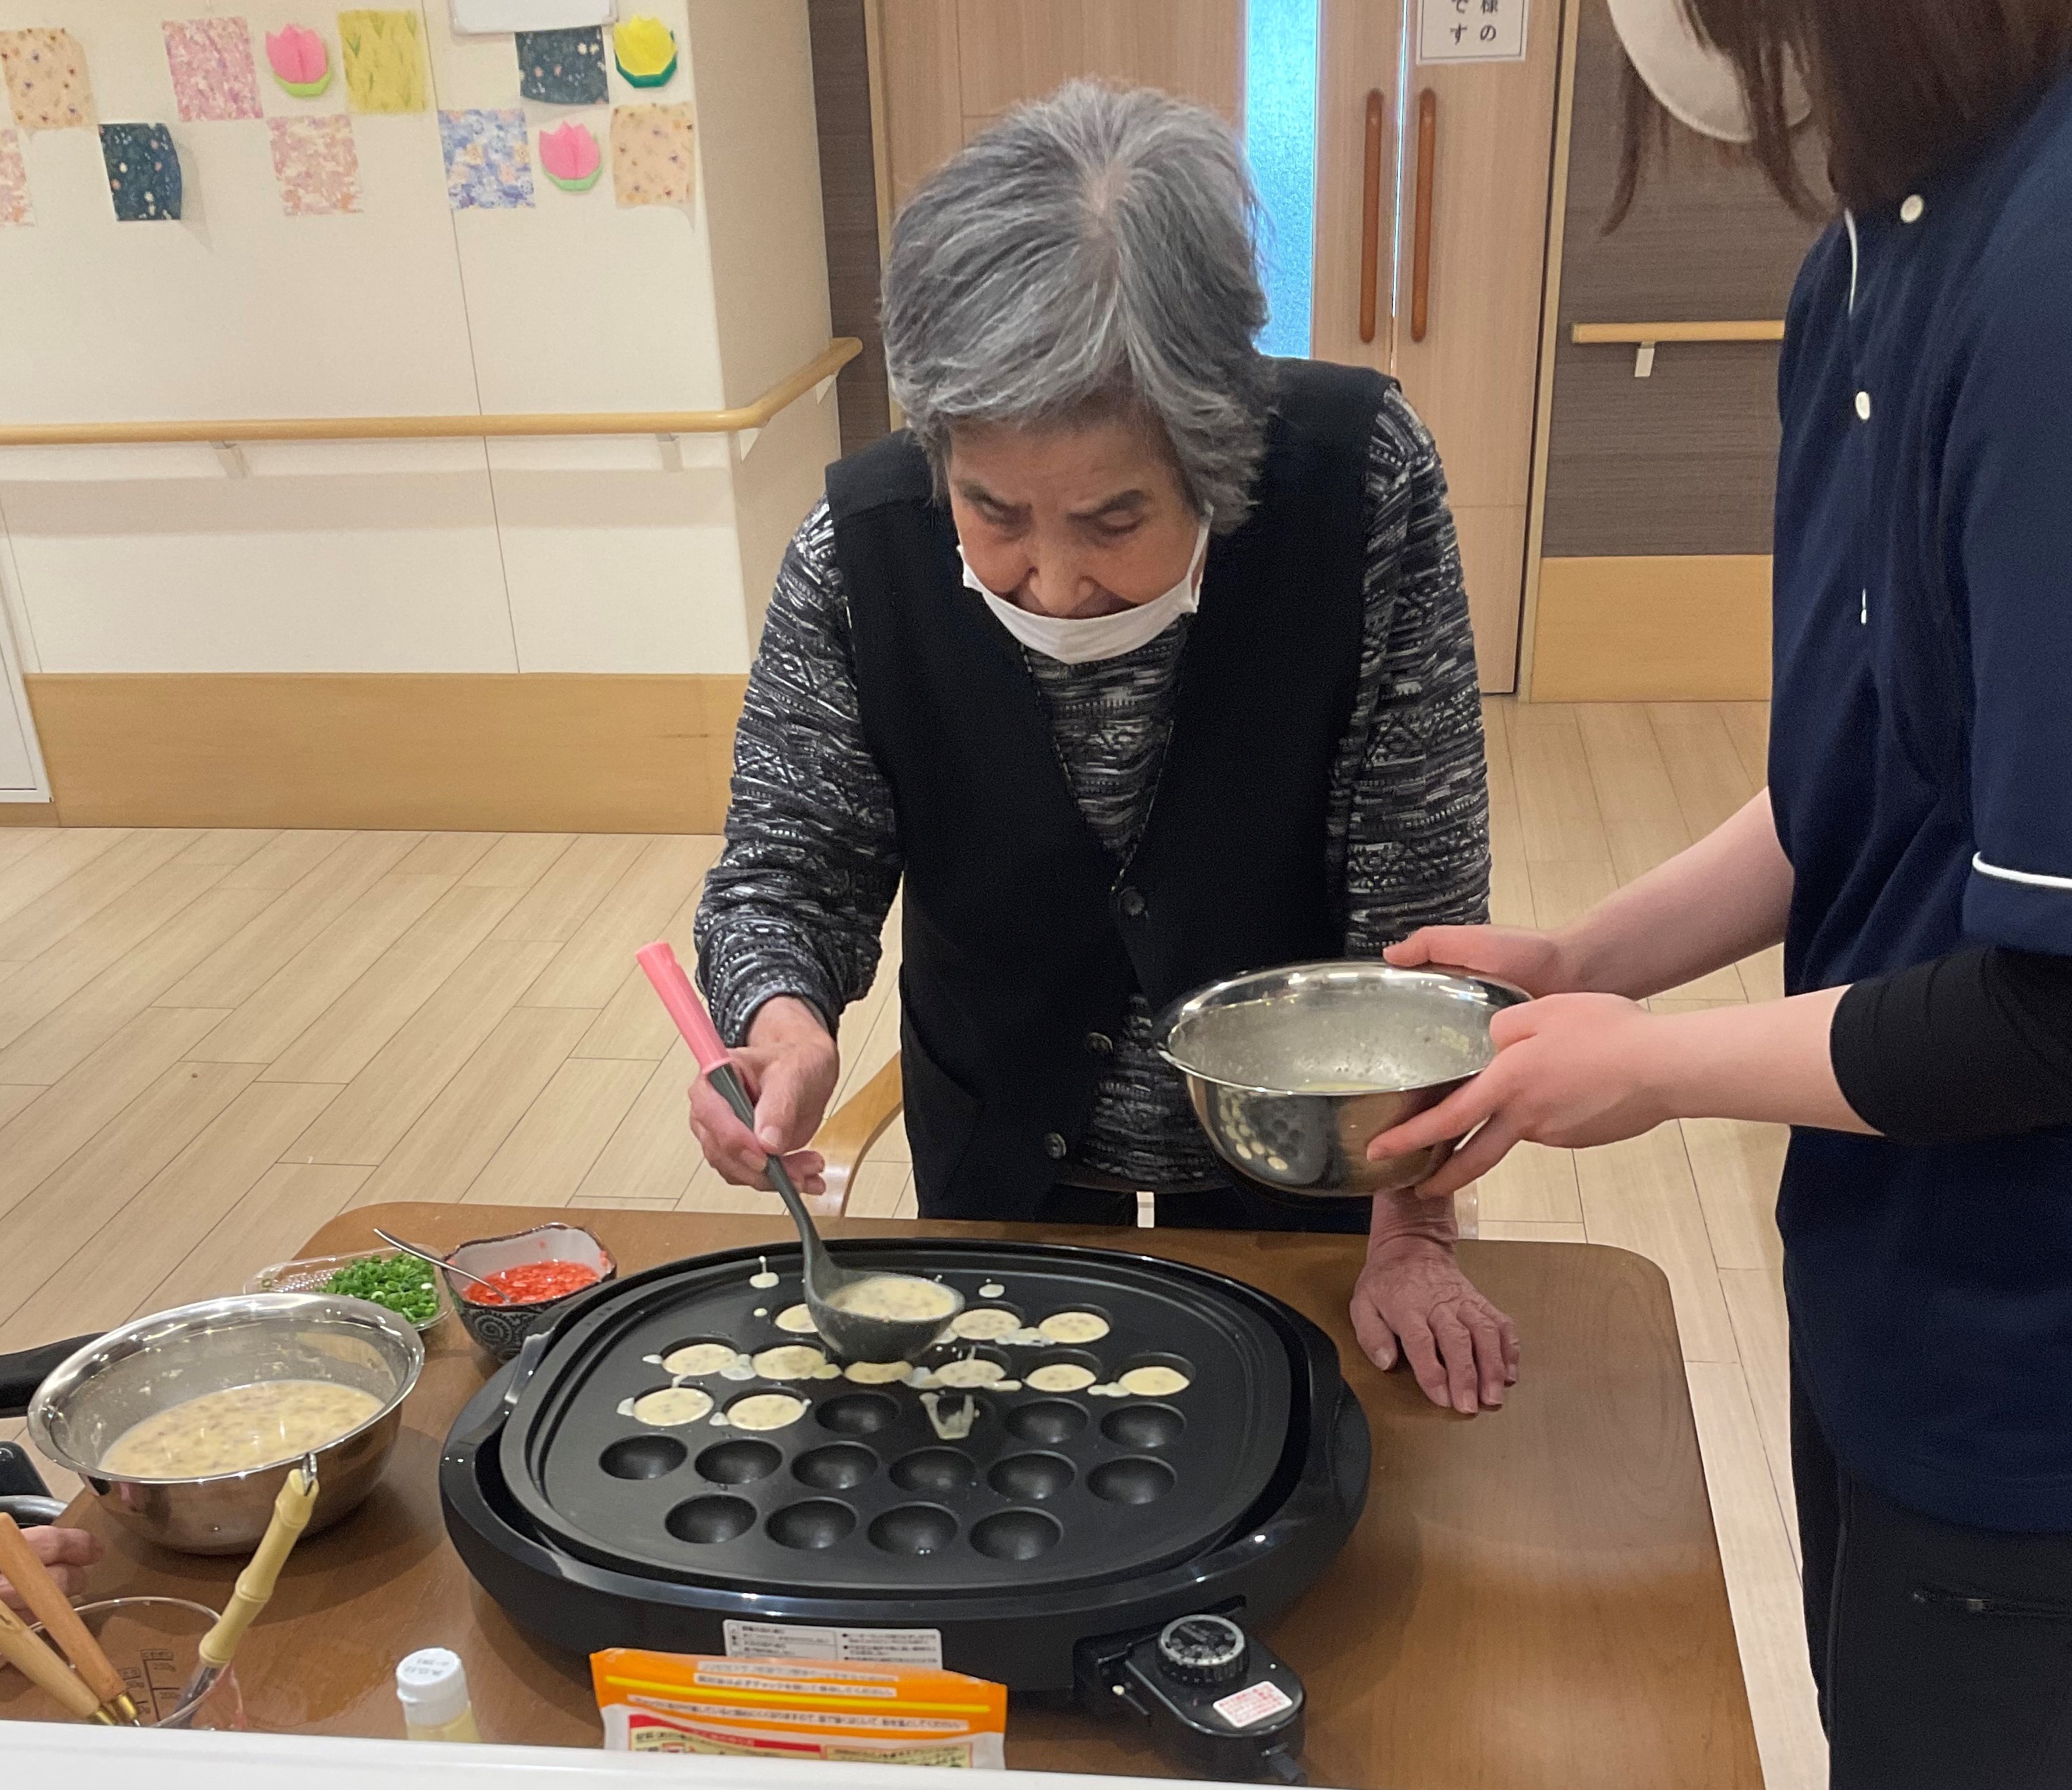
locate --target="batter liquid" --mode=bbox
[1025,1362,1097,1393]
[101,1380,381,1478]
[626,1386,713,1426]
[1038,1311,1110,1344]
[842,1359,912,1384]
[724,1393,807,1431]
[827,1275,959,1323]
[774,1304,818,1334]
[751,1345,829,1380]
[1118,1365,1191,1396]
[949,1308,1021,1341]
[661,1342,742,1377]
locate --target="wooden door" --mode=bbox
[877,0,1244,210]
[1379,1,1563,691]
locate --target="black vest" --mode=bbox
[829,360,1389,1219]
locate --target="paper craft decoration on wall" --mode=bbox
[270,114,359,213]
[537,118,599,191]
[338,9,427,113]
[611,102,692,208]
[0,127,30,224]
[266,25,333,98]
[517,27,606,104]
[612,17,677,88]
[163,18,263,122]
[441,107,534,209]
[101,122,181,221]
[0,27,95,132]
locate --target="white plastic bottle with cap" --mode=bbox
[395,1648,482,1742]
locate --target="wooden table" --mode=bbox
[8,1203,1761,1787]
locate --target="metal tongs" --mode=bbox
[635,942,963,1363]
[164,1454,320,1728]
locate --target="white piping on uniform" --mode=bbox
[1973,853,2072,891]
[1844,209,1860,313]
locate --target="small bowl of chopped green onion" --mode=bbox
[245,1249,447,1332]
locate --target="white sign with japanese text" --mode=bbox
[1418,0,1529,62]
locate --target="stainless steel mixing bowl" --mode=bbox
[1158,961,1530,1198]
[27,1292,423,1555]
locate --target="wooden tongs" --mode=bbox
[0,1511,138,1724]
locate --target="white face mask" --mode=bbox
[1605,0,1810,144]
[961,521,1211,665]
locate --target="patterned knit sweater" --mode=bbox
[694,385,1490,1191]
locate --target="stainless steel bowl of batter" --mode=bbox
[1158,961,1530,1198]
[27,1292,423,1554]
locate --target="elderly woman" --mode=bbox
[692,81,1514,1413]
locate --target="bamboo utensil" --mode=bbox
[167,1456,319,1725]
[0,1595,109,1723]
[0,1513,138,1723]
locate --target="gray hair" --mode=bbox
[881,81,1272,529]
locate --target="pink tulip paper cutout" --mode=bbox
[266,25,331,98]
[539,119,601,192]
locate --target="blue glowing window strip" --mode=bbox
[1244,0,1321,358]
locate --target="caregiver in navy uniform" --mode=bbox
[1376,1,2072,1784]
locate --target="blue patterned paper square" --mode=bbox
[101,122,181,221]
[516,27,606,105]
[439,107,533,211]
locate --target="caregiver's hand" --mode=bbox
[687,995,839,1198]
[0,1525,102,1615]
[1368,993,1668,1201]
[1385,923,1579,997]
[1351,1229,1519,1415]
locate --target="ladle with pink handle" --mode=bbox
[633,943,961,1362]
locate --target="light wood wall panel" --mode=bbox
[25,674,748,833]
[883,0,1241,211]
[1310,0,1406,369]
[1532,556,1771,702]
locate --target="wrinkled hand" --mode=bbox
[687,996,839,1198]
[1386,922,1577,997]
[1351,1234,1519,1414]
[1370,992,1669,1200]
[0,1525,103,1614]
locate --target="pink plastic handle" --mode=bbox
[635,942,732,1074]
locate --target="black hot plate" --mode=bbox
[442,1241,1369,1779]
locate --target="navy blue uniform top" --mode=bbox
[1771,69,2072,1533]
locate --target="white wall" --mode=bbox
[0,0,835,695]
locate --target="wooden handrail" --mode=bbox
[1571,320,1784,345]
[0,338,862,449]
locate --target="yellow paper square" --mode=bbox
[0,27,95,132]
[338,8,425,114]
[611,102,694,209]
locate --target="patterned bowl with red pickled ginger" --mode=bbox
[443,1222,617,1362]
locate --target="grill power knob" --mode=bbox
[1155,1615,1249,1689]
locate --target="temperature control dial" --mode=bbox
[1155,1615,1249,1688]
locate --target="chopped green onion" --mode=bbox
[324,1252,441,1325]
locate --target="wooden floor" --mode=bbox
[0,697,1821,1786]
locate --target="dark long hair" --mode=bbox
[1613,0,2072,220]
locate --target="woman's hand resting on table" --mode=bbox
[0,1525,102,1615]
[1352,1196,1520,1414]
[687,996,840,1199]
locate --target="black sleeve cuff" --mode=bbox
[1831,945,2072,1146]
